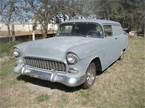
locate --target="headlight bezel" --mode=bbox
[66,52,79,65]
[12,48,21,58]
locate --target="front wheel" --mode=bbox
[82,63,96,89]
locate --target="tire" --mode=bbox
[82,62,96,89]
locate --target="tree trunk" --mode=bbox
[7,24,11,42]
[11,24,15,41]
[143,22,145,37]
[42,25,48,38]
[7,24,11,36]
[142,22,145,37]
[143,25,145,37]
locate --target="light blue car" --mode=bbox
[13,19,128,89]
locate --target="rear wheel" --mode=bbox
[82,63,96,89]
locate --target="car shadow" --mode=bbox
[17,75,82,92]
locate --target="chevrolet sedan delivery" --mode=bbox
[13,19,128,88]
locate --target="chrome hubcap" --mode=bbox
[86,63,96,85]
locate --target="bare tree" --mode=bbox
[1,0,144,39]
[26,0,57,38]
[25,0,82,38]
[0,0,7,15]
[1,0,28,41]
[1,0,17,41]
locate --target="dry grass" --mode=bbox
[0,37,145,108]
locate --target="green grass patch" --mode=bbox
[0,59,15,79]
[0,41,19,57]
[36,94,49,102]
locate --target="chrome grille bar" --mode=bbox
[24,57,66,72]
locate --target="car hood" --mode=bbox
[17,36,95,61]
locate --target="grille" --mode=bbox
[24,57,66,71]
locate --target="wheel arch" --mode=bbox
[91,57,102,73]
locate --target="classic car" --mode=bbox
[13,19,128,89]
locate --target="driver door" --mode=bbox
[102,25,120,67]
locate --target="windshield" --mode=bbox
[57,22,104,38]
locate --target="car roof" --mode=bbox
[63,19,121,26]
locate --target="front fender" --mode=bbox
[67,41,107,73]
[69,50,104,75]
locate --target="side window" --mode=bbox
[103,25,113,36]
[96,24,103,36]
[59,24,73,34]
[61,25,72,33]
[87,24,103,37]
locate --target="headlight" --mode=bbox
[13,48,21,57]
[66,52,78,64]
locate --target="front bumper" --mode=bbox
[14,65,86,87]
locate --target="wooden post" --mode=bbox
[32,30,35,40]
[32,25,36,41]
